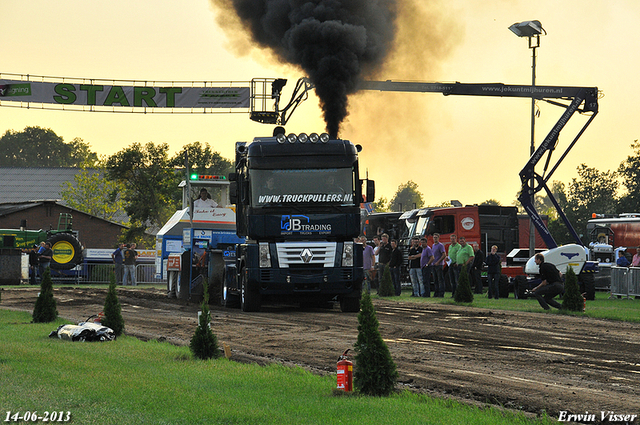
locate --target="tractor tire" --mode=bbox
[177,251,191,300]
[579,273,596,301]
[498,274,510,298]
[515,275,529,299]
[47,233,83,270]
[240,267,261,312]
[167,271,178,298]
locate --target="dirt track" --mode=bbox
[2,285,640,422]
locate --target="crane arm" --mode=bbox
[358,80,599,248]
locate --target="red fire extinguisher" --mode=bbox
[336,349,353,392]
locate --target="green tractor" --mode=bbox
[0,213,83,271]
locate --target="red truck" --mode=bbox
[396,205,547,294]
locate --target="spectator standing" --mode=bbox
[28,245,39,285]
[376,233,392,293]
[388,239,403,296]
[420,238,434,297]
[371,235,381,289]
[632,246,640,267]
[361,236,376,292]
[456,237,475,295]
[530,253,564,310]
[407,236,423,297]
[447,235,461,297]
[111,243,125,285]
[123,244,139,286]
[431,233,447,297]
[485,245,501,299]
[38,242,53,283]
[617,249,630,267]
[471,244,485,294]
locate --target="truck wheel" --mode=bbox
[240,267,261,312]
[579,273,596,301]
[515,275,529,299]
[498,274,509,298]
[208,252,224,305]
[339,293,361,313]
[221,270,240,308]
[167,271,178,298]
[47,233,83,270]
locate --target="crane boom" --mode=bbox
[358,79,600,249]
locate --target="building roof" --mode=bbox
[0,168,128,224]
[0,200,127,229]
[0,167,84,202]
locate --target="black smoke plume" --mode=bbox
[218,0,397,138]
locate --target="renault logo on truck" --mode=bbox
[300,248,313,263]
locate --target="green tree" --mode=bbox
[61,162,127,223]
[32,268,58,323]
[561,266,584,312]
[106,142,178,241]
[617,140,640,213]
[370,196,389,212]
[169,141,234,176]
[102,273,125,337]
[389,181,424,212]
[354,291,397,396]
[67,137,99,167]
[377,265,395,297]
[481,199,501,206]
[190,283,221,360]
[548,165,618,245]
[0,126,97,167]
[454,265,474,303]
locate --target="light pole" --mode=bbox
[509,20,546,258]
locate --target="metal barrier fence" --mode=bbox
[610,266,640,298]
[50,263,166,285]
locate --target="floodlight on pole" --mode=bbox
[509,20,546,258]
[509,20,546,39]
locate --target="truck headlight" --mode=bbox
[259,242,271,268]
[342,242,354,267]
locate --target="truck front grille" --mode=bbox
[275,242,336,268]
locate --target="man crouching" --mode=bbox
[529,253,564,310]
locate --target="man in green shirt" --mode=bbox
[456,237,475,274]
[447,234,461,297]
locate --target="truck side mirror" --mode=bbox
[366,180,375,203]
[228,172,237,182]
[229,182,238,205]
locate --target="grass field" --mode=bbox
[0,309,556,425]
[376,290,640,322]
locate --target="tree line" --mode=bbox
[3,126,639,248]
[0,126,232,246]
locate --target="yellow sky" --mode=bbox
[1,0,638,208]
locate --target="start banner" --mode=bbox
[0,78,250,109]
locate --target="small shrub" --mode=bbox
[454,266,474,303]
[190,282,221,360]
[102,272,125,337]
[32,267,58,323]
[354,291,397,396]
[377,265,395,297]
[562,266,584,312]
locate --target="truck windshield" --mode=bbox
[250,168,355,207]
